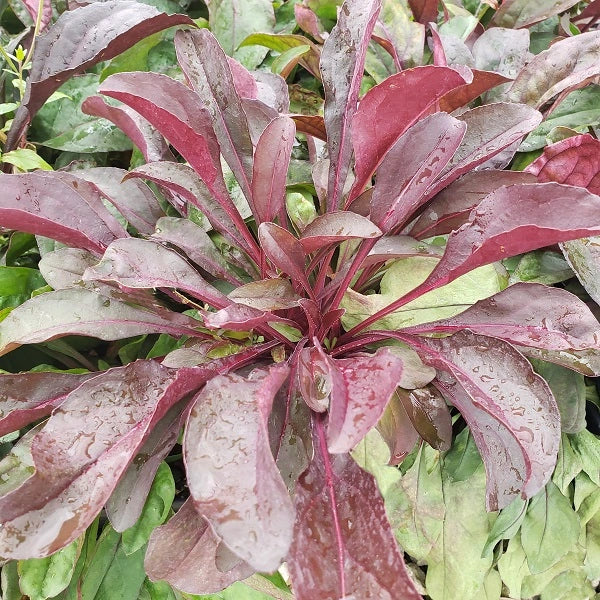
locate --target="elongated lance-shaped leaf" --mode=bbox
[82,96,174,163]
[491,0,581,30]
[175,29,254,204]
[362,236,443,268]
[0,172,127,256]
[0,361,215,558]
[320,0,382,211]
[72,167,165,235]
[413,331,560,510]
[0,371,95,437]
[349,66,465,202]
[228,278,301,311]
[438,70,511,113]
[288,416,421,600]
[125,162,252,257]
[145,498,254,595]
[184,363,293,572]
[0,288,204,356]
[370,112,466,233]
[83,238,229,309]
[376,390,420,465]
[5,1,194,152]
[405,282,600,352]
[252,116,296,225]
[203,304,297,331]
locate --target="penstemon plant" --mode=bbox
[2,0,600,598]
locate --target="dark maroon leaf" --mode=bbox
[251,116,296,224]
[288,416,421,600]
[0,288,203,356]
[5,1,193,151]
[0,371,94,437]
[438,70,512,113]
[299,211,382,253]
[145,498,253,595]
[408,170,536,240]
[72,167,165,235]
[0,171,127,255]
[258,223,313,297]
[0,361,213,557]
[406,282,600,352]
[228,278,300,312]
[38,248,99,290]
[327,348,405,453]
[408,0,438,24]
[415,331,560,510]
[83,238,229,308]
[184,364,294,572]
[82,96,174,163]
[175,29,254,203]
[376,391,420,465]
[320,0,382,210]
[370,112,466,232]
[349,66,466,202]
[291,114,326,141]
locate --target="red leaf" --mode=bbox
[376,391,420,465]
[321,0,382,210]
[288,416,421,600]
[415,331,560,510]
[297,345,332,413]
[184,364,294,572]
[22,0,52,31]
[294,4,327,43]
[203,304,294,331]
[252,116,296,224]
[291,114,327,141]
[228,278,301,311]
[349,66,465,201]
[408,0,439,24]
[438,70,511,113]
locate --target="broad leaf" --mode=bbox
[38,248,99,290]
[491,0,581,28]
[184,364,294,572]
[438,70,512,113]
[416,331,560,510]
[289,417,420,600]
[320,0,382,210]
[228,278,300,311]
[407,0,438,24]
[203,304,294,331]
[0,266,46,309]
[6,1,193,150]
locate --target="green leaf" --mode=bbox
[18,537,83,600]
[521,481,580,574]
[0,102,18,115]
[0,266,47,309]
[271,45,310,77]
[137,579,178,600]
[507,249,573,285]
[482,496,528,557]
[101,32,163,82]
[552,434,583,494]
[497,534,530,598]
[1,148,53,171]
[1,561,21,600]
[584,510,600,582]
[539,569,596,600]
[4,232,37,267]
[443,427,481,482]
[340,257,506,331]
[378,0,424,68]
[122,462,175,555]
[570,430,600,486]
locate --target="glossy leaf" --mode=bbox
[438,69,512,113]
[203,304,292,331]
[350,66,465,201]
[6,1,193,151]
[83,238,229,308]
[184,364,294,572]
[145,498,253,595]
[252,117,296,224]
[418,331,560,510]
[320,0,382,210]
[0,172,127,256]
[0,288,202,356]
[376,390,420,465]
[491,0,581,28]
[288,417,420,600]
[0,361,213,558]
[297,345,332,413]
[370,112,466,232]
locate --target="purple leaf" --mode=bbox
[0,171,127,255]
[175,29,254,203]
[408,0,438,24]
[251,116,296,224]
[145,498,253,595]
[258,223,312,297]
[82,96,174,163]
[320,0,382,210]
[83,238,229,308]
[38,248,99,290]
[350,66,466,201]
[299,211,382,253]
[5,1,193,151]
[438,70,512,113]
[327,348,405,454]
[22,0,52,31]
[491,0,581,29]
[297,345,332,413]
[288,416,421,600]
[0,361,213,557]
[406,282,600,352]
[408,170,536,240]
[203,304,293,331]
[507,31,600,108]
[414,331,560,510]
[241,98,280,145]
[0,288,203,356]
[376,391,420,465]
[362,236,443,268]
[294,4,327,43]
[0,371,94,437]
[228,278,301,311]
[370,112,466,233]
[184,364,294,572]
[71,167,165,235]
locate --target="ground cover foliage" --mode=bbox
[1,0,600,598]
